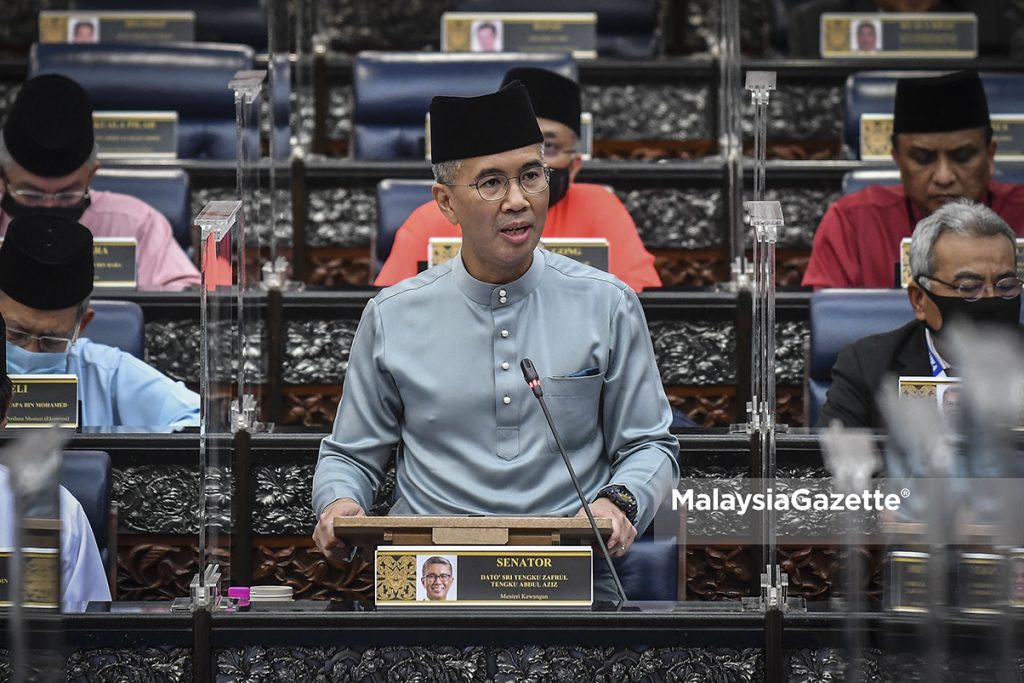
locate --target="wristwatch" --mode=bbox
[596,484,638,525]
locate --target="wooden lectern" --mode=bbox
[334,516,612,547]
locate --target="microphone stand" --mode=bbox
[520,358,628,604]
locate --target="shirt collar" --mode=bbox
[452,248,545,306]
[924,327,952,375]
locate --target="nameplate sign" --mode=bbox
[39,11,195,44]
[4,375,79,429]
[821,13,977,58]
[957,552,1005,614]
[0,548,61,608]
[428,237,609,271]
[886,550,929,612]
[92,237,138,288]
[93,111,178,160]
[375,545,593,607]
[899,237,1024,287]
[1011,549,1024,609]
[441,12,597,58]
[862,114,1024,161]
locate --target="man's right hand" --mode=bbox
[313,497,365,563]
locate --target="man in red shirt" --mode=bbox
[803,70,1024,289]
[375,67,661,292]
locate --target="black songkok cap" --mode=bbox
[0,214,94,310]
[429,81,543,164]
[2,74,95,177]
[501,67,581,137]
[893,70,990,135]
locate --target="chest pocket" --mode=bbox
[542,372,604,453]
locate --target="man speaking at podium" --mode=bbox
[312,82,679,592]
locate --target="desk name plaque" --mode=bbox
[4,375,79,429]
[821,12,977,58]
[862,114,1024,162]
[0,548,61,608]
[428,237,609,271]
[93,111,178,160]
[375,545,593,607]
[441,12,597,59]
[957,552,1005,615]
[92,237,138,288]
[39,11,195,44]
[886,550,929,612]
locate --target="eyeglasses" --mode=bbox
[2,174,89,207]
[543,142,577,158]
[918,275,1024,302]
[423,573,452,583]
[5,323,80,353]
[448,166,550,202]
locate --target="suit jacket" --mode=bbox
[818,320,932,429]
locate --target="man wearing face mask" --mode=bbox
[0,74,200,291]
[374,67,660,292]
[819,200,1021,428]
[0,214,199,429]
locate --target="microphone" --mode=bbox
[519,358,628,604]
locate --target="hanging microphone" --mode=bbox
[519,358,627,604]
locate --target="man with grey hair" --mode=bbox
[819,199,1021,428]
[0,74,199,290]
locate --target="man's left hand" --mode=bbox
[576,498,637,557]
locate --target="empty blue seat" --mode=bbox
[86,300,145,360]
[60,450,113,574]
[375,179,435,272]
[454,0,660,58]
[806,289,915,427]
[844,72,1024,159]
[31,42,254,160]
[353,51,576,160]
[90,169,191,252]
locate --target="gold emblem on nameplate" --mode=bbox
[375,553,417,601]
[824,18,852,52]
[430,242,462,267]
[861,116,894,160]
[899,380,938,400]
[445,19,472,51]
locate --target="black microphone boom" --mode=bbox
[519,358,628,604]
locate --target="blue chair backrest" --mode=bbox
[842,164,1024,195]
[375,179,436,271]
[87,300,145,360]
[71,0,268,49]
[59,449,112,571]
[31,42,254,160]
[90,169,191,251]
[453,0,660,58]
[353,51,577,160]
[611,497,679,601]
[845,72,1024,159]
[807,289,916,426]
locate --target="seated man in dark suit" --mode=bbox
[819,200,1021,428]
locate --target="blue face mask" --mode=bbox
[5,341,70,375]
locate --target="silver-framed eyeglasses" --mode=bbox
[2,173,89,207]
[423,573,452,583]
[449,166,550,202]
[5,323,81,353]
[918,274,1024,302]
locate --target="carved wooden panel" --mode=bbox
[684,545,755,601]
[116,536,204,601]
[280,386,342,427]
[306,247,372,286]
[777,387,805,428]
[252,537,374,603]
[653,248,731,288]
[667,387,737,427]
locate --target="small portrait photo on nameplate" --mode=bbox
[899,376,963,428]
[442,12,598,59]
[1010,549,1024,609]
[3,375,79,430]
[820,13,977,58]
[39,11,195,44]
[92,237,138,289]
[375,545,593,608]
[93,111,178,160]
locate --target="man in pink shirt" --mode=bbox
[0,74,200,291]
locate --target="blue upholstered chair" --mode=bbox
[59,450,113,574]
[454,0,660,58]
[374,179,435,272]
[90,169,192,251]
[352,51,576,160]
[806,289,915,427]
[844,72,1024,159]
[86,300,145,360]
[30,42,254,159]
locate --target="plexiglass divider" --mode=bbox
[2,427,69,681]
[718,0,744,273]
